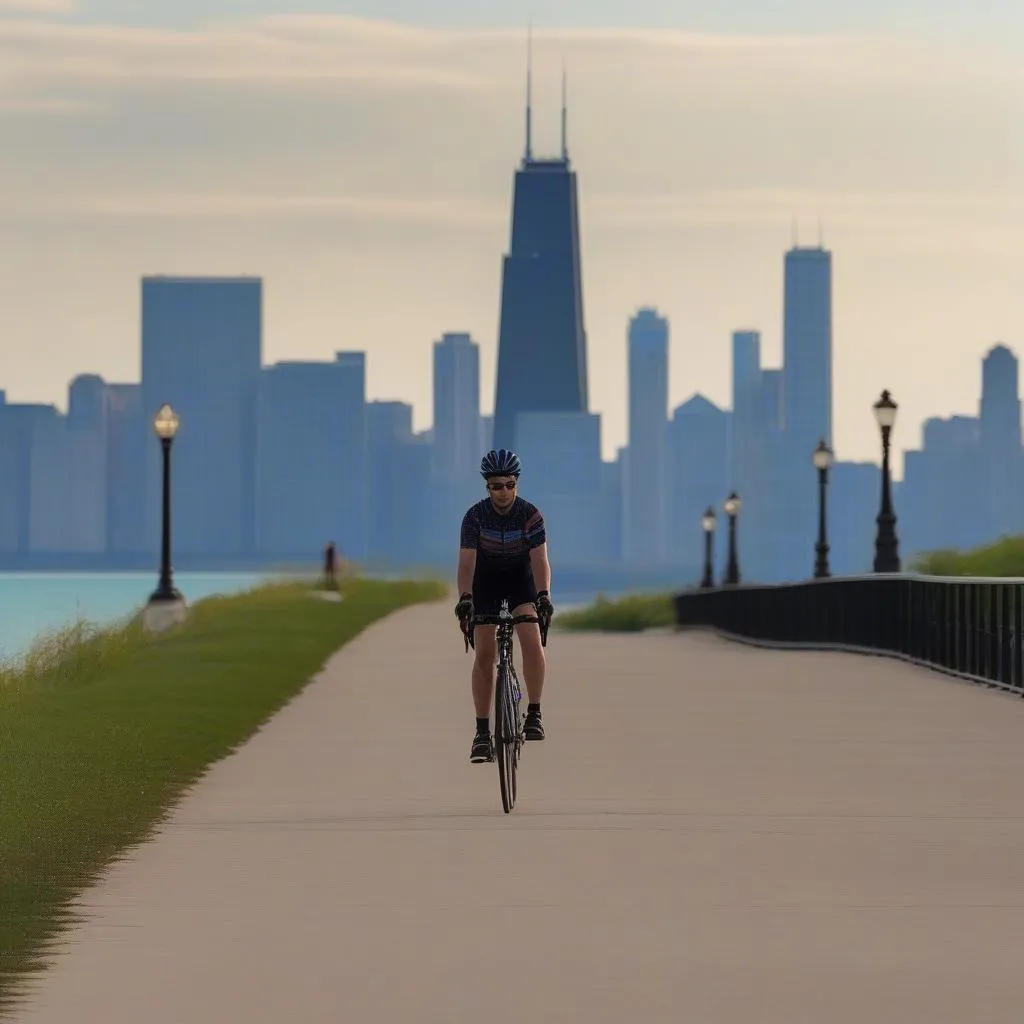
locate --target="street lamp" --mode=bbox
[723,491,742,586]
[812,438,833,579]
[700,506,716,588]
[150,403,182,603]
[872,389,901,573]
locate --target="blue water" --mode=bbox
[0,573,611,663]
[0,572,285,661]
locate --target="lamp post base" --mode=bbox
[873,515,901,574]
[814,542,831,579]
[142,593,188,634]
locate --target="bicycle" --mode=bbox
[461,598,550,813]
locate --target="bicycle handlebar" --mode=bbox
[460,612,550,651]
[471,613,541,625]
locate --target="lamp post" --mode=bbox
[872,389,901,573]
[149,403,182,603]
[700,506,716,588]
[724,491,742,585]
[812,438,833,579]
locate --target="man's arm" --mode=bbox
[529,542,552,594]
[457,506,480,598]
[457,548,477,597]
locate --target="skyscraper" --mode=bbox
[979,344,1022,539]
[781,246,832,451]
[432,332,481,480]
[492,62,588,453]
[979,344,1021,453]
[141,276,262,559]
[776,246,833,582]
[730,330,761,492]
[624,308,669,566]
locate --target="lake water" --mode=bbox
[0,572,283,661]
[0,572,609,663]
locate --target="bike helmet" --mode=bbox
[480,448,521,478]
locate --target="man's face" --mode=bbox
[486,475,518,509]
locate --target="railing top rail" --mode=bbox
[676,571,1024,595]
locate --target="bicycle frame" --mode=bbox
[461,597,549,812]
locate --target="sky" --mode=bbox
[2,2,1024,468]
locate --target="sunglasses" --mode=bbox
[487,480,517,492]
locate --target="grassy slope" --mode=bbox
[0,576,445,1010]
[911,536,1024,577]
[556,591,674,632]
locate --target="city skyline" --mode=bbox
[0,268,1019,580]
[3,260,1022,486]
[3,8,1024,465]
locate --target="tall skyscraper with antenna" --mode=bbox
[490,37,589,454]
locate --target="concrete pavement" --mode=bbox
[10,600,1024,1022]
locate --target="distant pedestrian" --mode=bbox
[323,541,338,588]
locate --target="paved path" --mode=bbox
[11,601,1024,1022]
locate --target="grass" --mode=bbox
[0,575,446,1012]
[911,535,1024,577]
[556,591,675,632]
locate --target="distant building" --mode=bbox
[978,344,1022,540]
[105,383,147,558]
[771,245,834,582]
[433,332,481,482]
[829,461,877,576]
[30,414,106,554]
[256,354,367,562]
[624,308,669,567]
[141,276,262,559]
[492,73,588,452]
[782,246,833,449]
[666,395,730,575]
[0,403,60,557]
[516,411,602,567]
[367,400,415,567]
[432,332,483,543]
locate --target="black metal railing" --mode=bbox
[673,574,1024,696]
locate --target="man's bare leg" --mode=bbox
[512,604,545,704]
[471,626,497,717]
[468,626,498,762]
[513,603,546,740]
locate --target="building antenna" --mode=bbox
[524,22,533,162]
[817,214,824,248]
[561,62,568,160]
[791,216,799,248]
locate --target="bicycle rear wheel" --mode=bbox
[495,660,517,813]
[509,664,525,770]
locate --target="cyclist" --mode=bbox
[455,448,554,764]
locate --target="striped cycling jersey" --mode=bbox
[459,496,547,570]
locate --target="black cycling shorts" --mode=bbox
[472,567,538,618]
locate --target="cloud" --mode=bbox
[1,14,1022,466]
[0,0,73,12]
[9,187,1024,238]
[0,94,93,113]
[0,16,485,91]
[0,14,999,94]
[0,191,506,226]
[0,15,1020,229]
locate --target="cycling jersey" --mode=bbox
[460,496,547,615]
[459,496,547,569]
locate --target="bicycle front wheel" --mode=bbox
[495,660,517,813]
